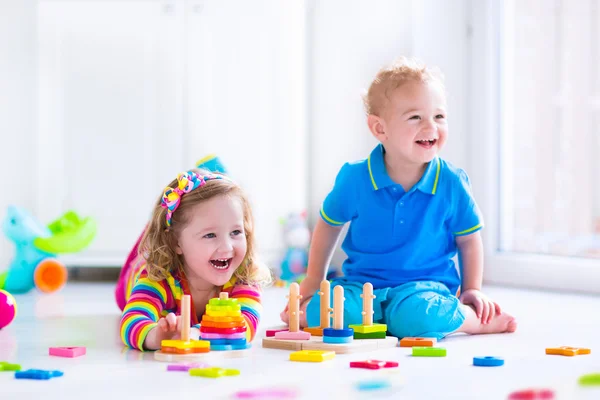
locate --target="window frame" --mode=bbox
[469,0,600,294]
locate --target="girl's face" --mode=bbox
[175,194,247,289]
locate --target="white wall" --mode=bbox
[308,0,470,267]
[0,0,470,270]
[0,1,37,268]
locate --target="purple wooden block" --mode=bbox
[167,362,208,372]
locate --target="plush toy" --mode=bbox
[279,211,310,283]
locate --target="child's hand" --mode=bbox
[279,276,321,325]
[459,289,502,325]
[143,312,182,350]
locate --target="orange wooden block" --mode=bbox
[304,327,324,336]
[545,346,591,356]
[400,337,437,347]
[200,320,246,329]
[202,315,244,323]
[162,346,210,354]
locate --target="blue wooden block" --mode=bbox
[356,380,391,391]
[211,343,251,351]
[15,369,64,380]
[203,338,246,345]
[473,356,504,367]
[322,327,354,338]
[323,335,353,344]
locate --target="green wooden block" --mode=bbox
[208,297,239,307]
[579,373,600,386]
[189,367,240,378]
[354,331,386,339]
[412,347,446,357]
[206,303,241,313]
[0,362,21,372]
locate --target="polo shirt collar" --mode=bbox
[367,144,440,195]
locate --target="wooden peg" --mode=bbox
[318,280,331,329]
[180,294,191,342]
[288,282,303,333]
[219,292,229,300]
[360,283,375,326]
[333,286,345,330]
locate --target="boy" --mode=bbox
[281,58,516,339]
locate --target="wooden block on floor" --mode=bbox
[354,331,386,339]
[399,337,437,347]
[263,335,397,354]
[262,338,304,351]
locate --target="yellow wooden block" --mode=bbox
[290,350,335,362]
[206,304,241,313]
[546,346,591,356]
[208,297,239,307]
[205,309,243,317]
[161,339,210,350]
[348,323,387,334]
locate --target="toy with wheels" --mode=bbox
[0,289,17,329]
[1,206,97,294]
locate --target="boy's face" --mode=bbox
[175,194,247,289]
[369,80,448,165]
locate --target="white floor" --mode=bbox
[1,283,599,400]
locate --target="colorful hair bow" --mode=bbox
[161,171,222,226]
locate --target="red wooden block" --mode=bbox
[200,326,247,334]
[508,388,555,399]
[349,360,399,370]
[266,328,288,337]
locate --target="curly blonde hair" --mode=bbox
[139,169,272,288]
[363,57,445,116]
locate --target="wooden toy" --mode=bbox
[266,328,289,337]
[323,286,354,344]
[199,292,251,352]
[412,347,446,357]
[579,373,600,386]
[167,362,207,371]
[49,346,86,358]
[289,350,335,362]
[508,388,555,399]
[348,283,387,338]
[189,367,240,378]
[545,346,590,356]
[473,356,504,367]
[355,331,386,339]
[0,362,21,371]
[399,337,436,347]
[154,295,210,361]
[15,369,63,380]
[275,283,310,340]
[350,360,399,370]
[264,281,398,353]
[304,280,332,336]
[233,388,297,399]
[355,380,392,391]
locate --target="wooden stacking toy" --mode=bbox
[304,280,332,336]
[159,295,210,355]
[200,292,250,350]
[275,282,311,340]
[348,283,388,339]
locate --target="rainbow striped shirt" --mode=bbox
[120,265,262,350]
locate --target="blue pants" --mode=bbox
[305,280,466,340]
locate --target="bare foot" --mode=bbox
[457,304,518,335]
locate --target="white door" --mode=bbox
[184,0,307,263]
[37,0,185,266]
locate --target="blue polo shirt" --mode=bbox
[319,144,483,293]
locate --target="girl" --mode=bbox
[118,169,271,350]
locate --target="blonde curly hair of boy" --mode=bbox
[139,169,272,288]
[363,57,445,116]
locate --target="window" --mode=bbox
[469,0,600,293]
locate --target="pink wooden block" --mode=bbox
[274,331,311,340]
[49,346,86,358]
[201,332,246,339]
[167,362,208,372]
[266,329,289,337]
